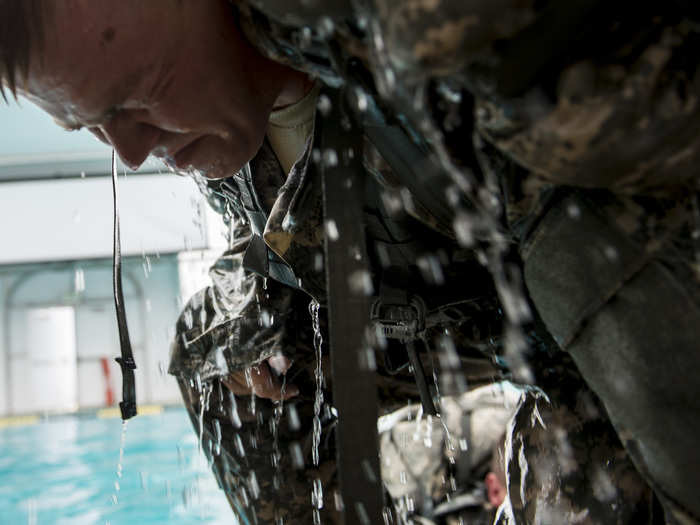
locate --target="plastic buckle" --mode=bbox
[370,296,426,343]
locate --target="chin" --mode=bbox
[175,133,263,179]
[172,155,244,180]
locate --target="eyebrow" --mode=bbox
[52,66,147,132]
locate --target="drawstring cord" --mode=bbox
[111,150,137,420]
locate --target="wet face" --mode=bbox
[23,0,297,179]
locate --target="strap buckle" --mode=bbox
[370,295,426,343]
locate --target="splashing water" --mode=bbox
[197,381,213,459]
[244,367,256,416]
[312,477,324,525]
[229,390,242,429]
[271,375,288,490]
[309,300,324,467]
[110,420,129,506]
[359,10,537,390]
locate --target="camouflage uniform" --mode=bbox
[500,355,656,525]
[169,1,700,523]
[170,135,507,523]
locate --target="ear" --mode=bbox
[485,472,506,507]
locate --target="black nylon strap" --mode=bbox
[321,88,383,523]
[111,150,137,420]
[406,341,438,416]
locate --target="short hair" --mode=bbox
[0,0,46,102]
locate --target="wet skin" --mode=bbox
[23,0,311,179]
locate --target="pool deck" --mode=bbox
[0,403,183,428]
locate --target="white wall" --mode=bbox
[0,255,185,416]
[0,174,213,265]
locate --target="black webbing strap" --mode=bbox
[363,121,455,236]
[321,88,383,523]
[111,150,137,420]
[406,341,438,416]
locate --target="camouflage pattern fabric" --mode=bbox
[167,1,700,523]
[176,371,343,524]
[500,358,655,525]
[172,281,509,524]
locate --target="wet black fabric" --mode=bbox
[523,189,700,520]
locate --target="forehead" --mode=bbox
[27,1,176,122]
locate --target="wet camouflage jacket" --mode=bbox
[169,1,700,523]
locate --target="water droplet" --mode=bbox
[74,268,85,293]
[290,442,304,469]
[287,404,301,431]
[334,490,345,511]
[567,202,581,219]
[382,506,394,525]
[298,26,313,49]
[356,502,371,525]
[445,185,461,207]
[361,460,377,483]
[453,213,475,247]
[234,434,246,457]
[322,148,338,167]
[260,309,273,327]
[380,189,404,215]
[360,345,377,371]
[316,16,335,38]
[314,252,324,272]
[312,478,324,509]
[437,334,460,369]
[248,471,260,500]
[317,95,332,116]
[325,219,339,241]
[348,270,374,295]
[417,254,445,285]
[229,391,242,428]
[354,86,368,112]
[604,245,618,261]
[184,309,194,330]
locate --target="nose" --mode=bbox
[99,115,161,170]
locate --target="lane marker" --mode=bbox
[0,415,40,428]
[97,404,164,419]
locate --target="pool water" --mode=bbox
[0,408,234,524]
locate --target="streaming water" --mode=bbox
[110,420,129,506]
[197,381,213,458]
[271,375,288,490]
[309,300,324,467]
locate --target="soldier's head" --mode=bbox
[1,0,309,179]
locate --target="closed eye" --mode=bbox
[53,117,83,132]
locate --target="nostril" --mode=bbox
[101,120,162,171]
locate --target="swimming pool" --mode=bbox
[0,408,234,524]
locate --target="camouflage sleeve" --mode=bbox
[176,375,342,524]
[168,216,301,382]
[501,361,654,525]
[476,15,700,196]
[371,0,537,76]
